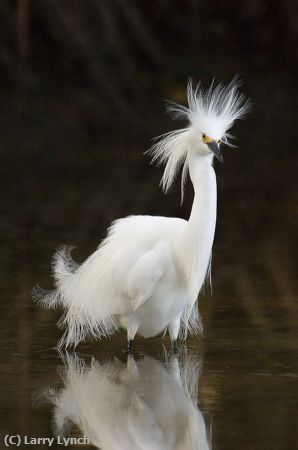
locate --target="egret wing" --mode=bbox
[127,246,164,312]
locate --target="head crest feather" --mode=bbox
[147,76,250,202]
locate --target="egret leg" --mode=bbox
[172,339,178,353]
[126,321,138,352]
[172,339,178,350]
[168,316,180,352]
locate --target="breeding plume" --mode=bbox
[35,78,249,349]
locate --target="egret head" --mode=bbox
[198,132,223,162]
[168,77,251,163]
[149,77,250,199]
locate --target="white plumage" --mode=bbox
[34,77,250,349]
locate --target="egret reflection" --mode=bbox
[38,351,211,450]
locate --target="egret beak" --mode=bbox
[207,141,223,163]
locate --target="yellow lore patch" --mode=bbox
[202,133,213,144]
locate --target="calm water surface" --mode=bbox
[1,256,297,450]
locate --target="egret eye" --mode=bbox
[202,133,206,141]
[218,139,221,144]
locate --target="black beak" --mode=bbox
[207,141,223,163]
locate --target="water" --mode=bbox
[1,145,297,449]
[1,250,297,449]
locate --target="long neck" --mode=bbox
[176,152,217,302]
[188,152,217,240]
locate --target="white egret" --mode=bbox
[35,78,250,349]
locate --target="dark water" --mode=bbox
[1,293,298,450]
[2,259,297,449]
[1,144,297,449]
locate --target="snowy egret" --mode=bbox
[34,78,250,349]
[37,352,209,450]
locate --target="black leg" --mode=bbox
[128,339,133,351]
[172,339,178,353]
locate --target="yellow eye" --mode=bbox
[202,133,206,142]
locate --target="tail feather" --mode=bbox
[32,285,60,309]
[33,245,119,348]
[52,245,78,287]
[56,309,118,349]
[32,245,76,310]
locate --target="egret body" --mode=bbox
[35,79,249,349]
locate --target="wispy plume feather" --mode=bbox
[169,76,250,128]
[148,77,250,200]
[148,127,191,199]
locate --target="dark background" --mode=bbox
[0,2,297,449]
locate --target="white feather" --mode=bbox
[150,76,250,199]
[34,77,249,348]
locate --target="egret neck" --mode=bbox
[175,152,217,304]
